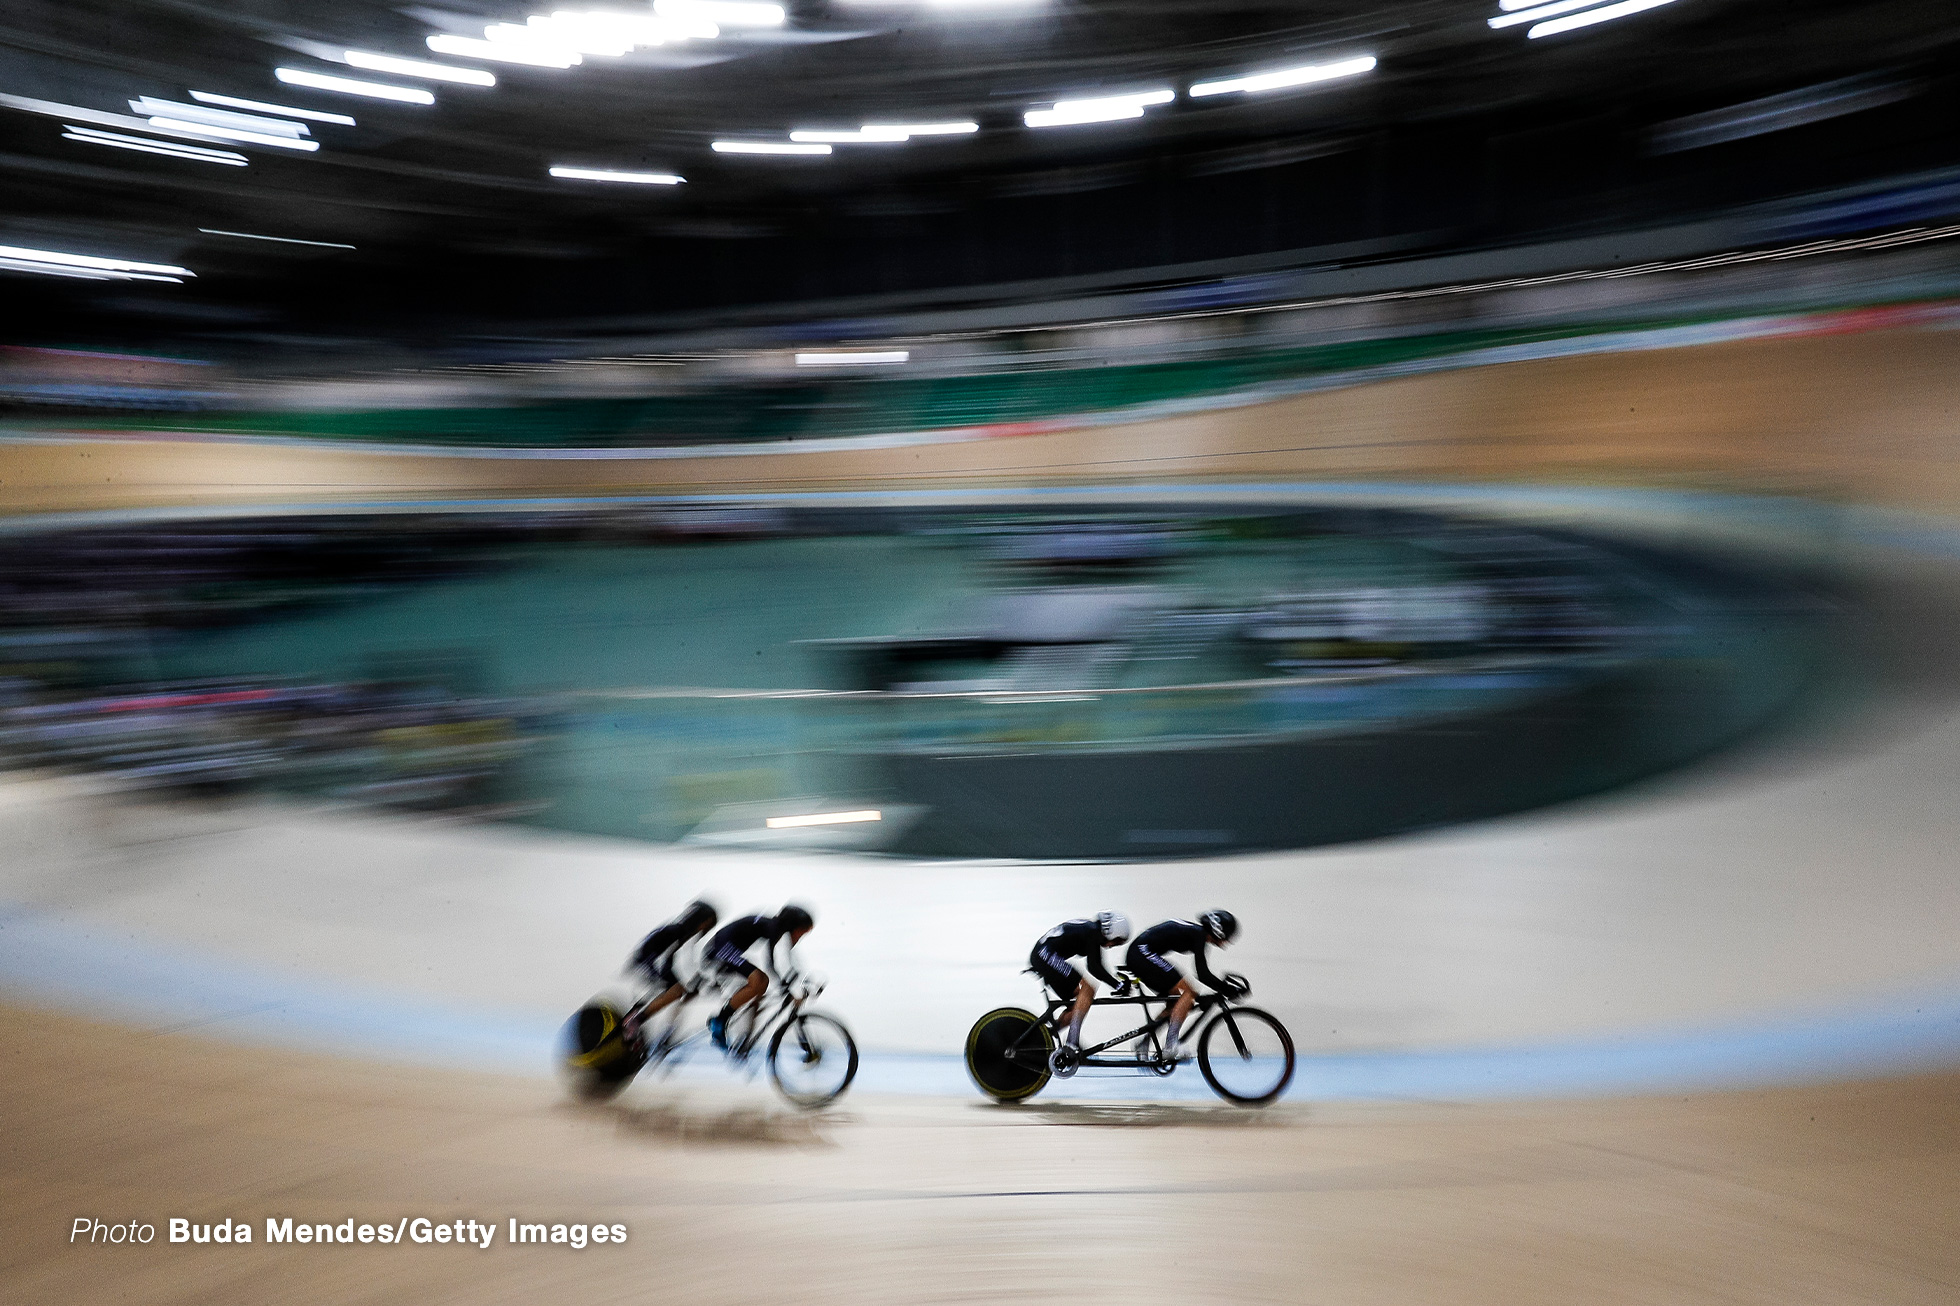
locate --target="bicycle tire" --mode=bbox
[965,1007,1053,1102]
[1195,1005,1295,1106]
[560,1002,644,1101]
[768,1012,859,1109]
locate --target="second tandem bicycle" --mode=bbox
[964,969,1296,1106]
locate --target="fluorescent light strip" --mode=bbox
[274,68,435,104]
[549,165,685,184]
[61,127,248,166]
[146,117,320,151]
[765,810,881,828]
[1188,55,1376,97]
[654,0,784,27]
[427,34,580,67]
[1490,0,1614,29]
[789,121,977,143]
[199,229,355,248]
[0,241,192,277]
[1025,89,1173,128]
[131,98,309,137]
[1528,0,1676,37]
[189,91,355,125]
[713,140,832,154]
[796,350,909,365]
[0,92,158,134]
[345,51,497,86]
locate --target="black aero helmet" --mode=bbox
[777,903,815,932]
[680,900,718,932]
[1199,909,1238,944]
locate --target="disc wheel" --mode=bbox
[965,1007,1053,1102]
[768,1012,859,1109]
[560,1002,644,1101]
[1196,1005,1295,1106]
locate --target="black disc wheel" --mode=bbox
[1196,1006,1296,1106]
[965,1007,1053,1102]
[560,1002,644,1100]
[768,1012,860,1108]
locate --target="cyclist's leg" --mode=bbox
[1067,981,1096,1048]
[710,954,764,1049]
[1163,980,1197,1057]
[1030,947,1088,1048]
[1125,944,1186,1056]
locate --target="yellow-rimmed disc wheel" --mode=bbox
[965,1007,1054,1102]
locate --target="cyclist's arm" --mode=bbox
[1085,947,1118,987]
[1192,945,1226,990]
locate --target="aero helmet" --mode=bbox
[1096,911,1132,945]
[681,900,718,932]
[1199,909,1239,944]
[777,903,815,933]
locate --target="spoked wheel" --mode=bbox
[560,1002,645,1101]
[1196,1005,1296,1106]
[965,1007,1053,1102]
[768,1012,859,1109]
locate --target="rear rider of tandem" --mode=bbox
[1127,910,1245,1061]
[1030,911,1131,1056]
[621,899,717,1044]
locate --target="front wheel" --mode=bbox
[965,1007,1053,1102]
[768,1012,859,1109]
[1196,1005,1295,1106]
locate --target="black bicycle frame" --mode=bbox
[1038,989,1226,1067]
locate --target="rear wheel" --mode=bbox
[768,1012,859,1109]
[1196,1005,1295,1106]
[560,1002,644,1101]
[965,1007,1053,1102]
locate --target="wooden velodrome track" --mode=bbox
[7,325,1960,1303]
[1,325,1959,518]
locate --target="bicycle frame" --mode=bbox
[1036,987,1232,1068]
[638,970,811,1073]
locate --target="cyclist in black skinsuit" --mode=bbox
[621,900,718,1042]
[1030,912,1131,1054]
[704,903,814,1051]
[1126,911,1242,1062]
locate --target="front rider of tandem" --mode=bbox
[705,903,815,1051]
[1031,912,1131,1054]
[621,899,718,1042]
[1126,910,1243,1060]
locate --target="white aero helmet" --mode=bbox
[1096,911,1132,945]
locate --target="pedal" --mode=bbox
[1048,1044,1081,1078]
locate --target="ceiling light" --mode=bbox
[130,98,309,137]
[1489,0,1614,28]
[189,92,355,126]
[654,0,784,26]
[765,810,882,828]
[427,34,581,67]
[1024,89,1172,128]
[549,165,686,183]
[275,68,436,104]
[0,241,193,280]
[795,350,909,365]
[713,140,832,154]
[789,120,978,143]
[344,51,498,86]
[0,92,158,134]
[60,126,249,166]
[1526,0,1676,37]
[146,117,321,152]
[199,229,355,248]
[1188,55,1376,97]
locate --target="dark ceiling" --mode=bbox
[3,0,1957,346]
